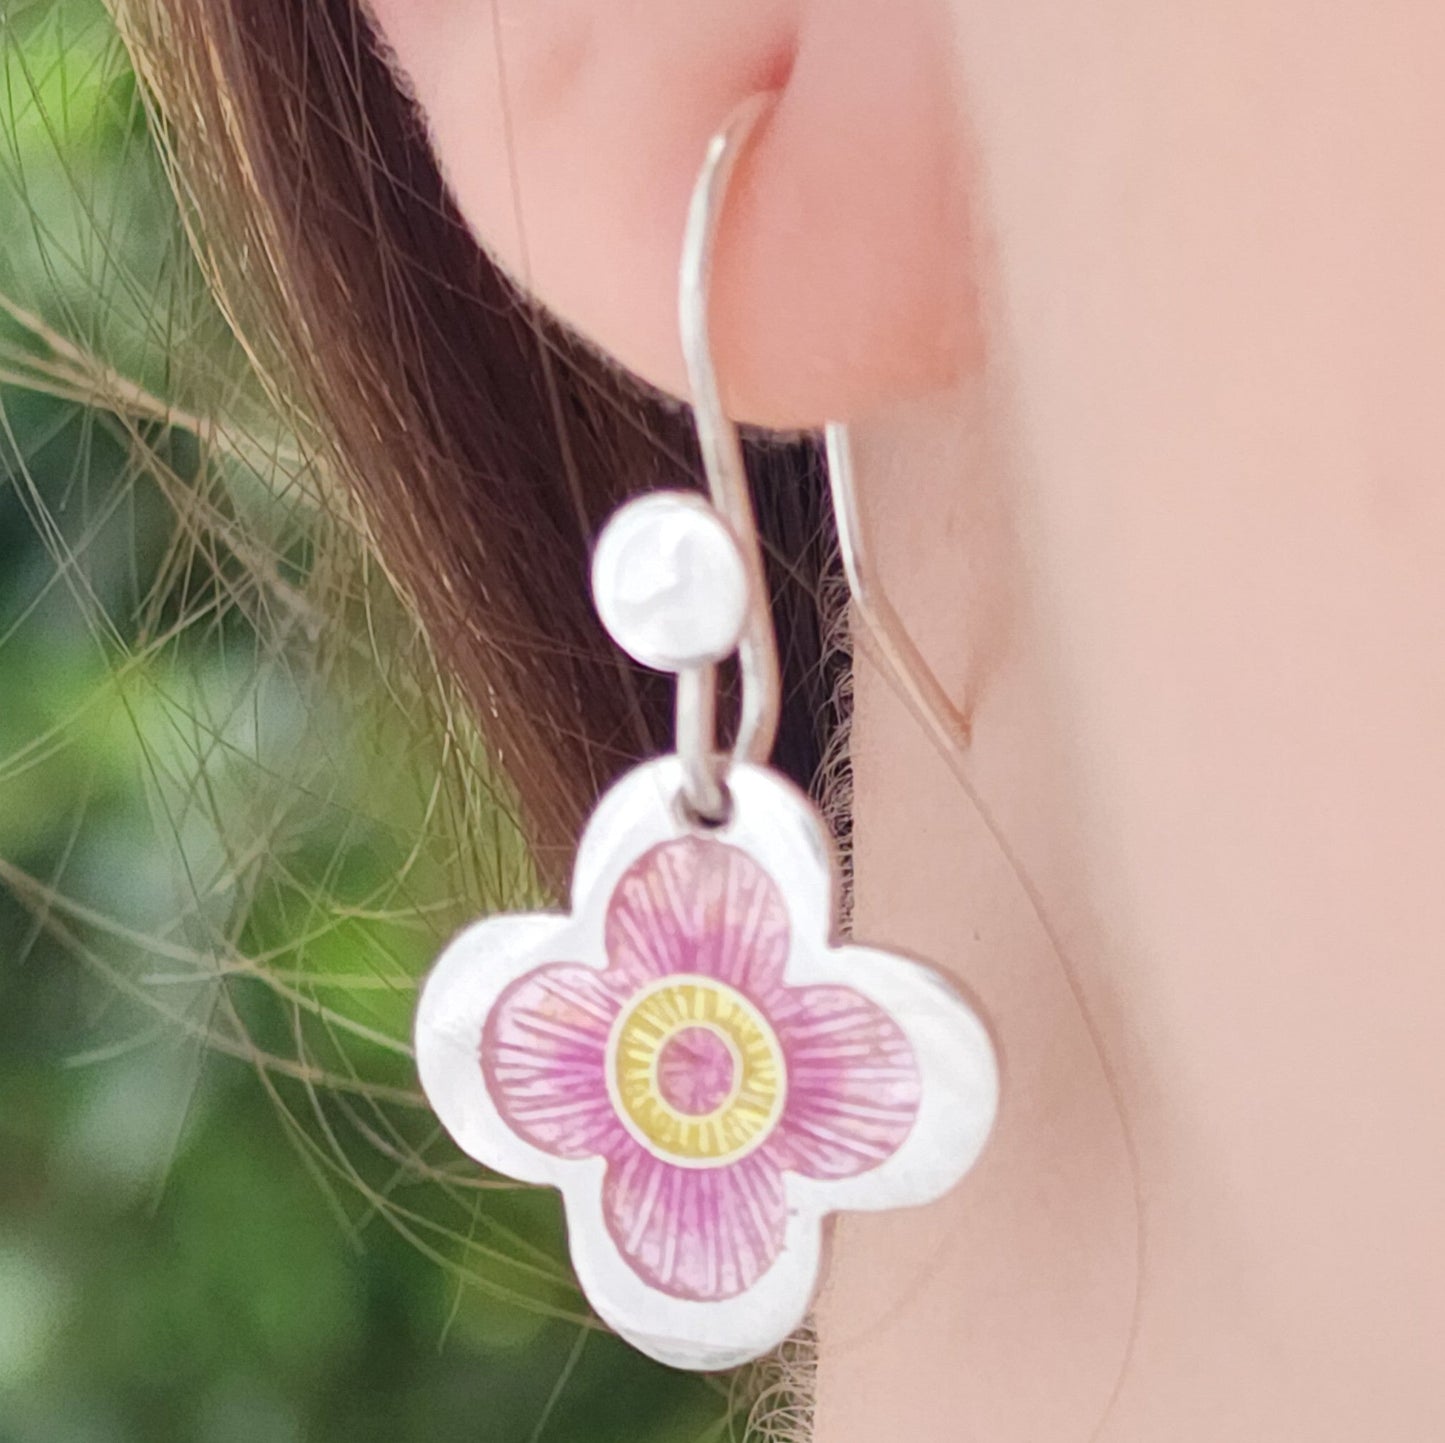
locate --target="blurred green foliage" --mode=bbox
[0,3,735,1438]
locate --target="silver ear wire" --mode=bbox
[678,97,971,810]
[679,93,781,776]
[824,421,972,761]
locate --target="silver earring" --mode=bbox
[413,96,998,1371]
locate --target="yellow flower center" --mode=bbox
[607,975,786,1167]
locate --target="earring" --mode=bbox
[413,97,999,1372]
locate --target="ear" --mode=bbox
[366,0,977,428]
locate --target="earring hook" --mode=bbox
[824,421,972,760]
[678,96,971,801]
[678,93,780,772]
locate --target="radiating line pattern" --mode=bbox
[611,977,784,1165]
[481,836,921,1302]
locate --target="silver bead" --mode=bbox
[591,492,749,673]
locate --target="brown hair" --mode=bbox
[117,0,836,882]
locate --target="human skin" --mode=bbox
[830,6,1445,1437]
[367,0,1445,1436]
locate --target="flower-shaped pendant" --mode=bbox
[415,755,998,1369]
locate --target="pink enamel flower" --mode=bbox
[486,834,919,1303]
[415,759,997,1370]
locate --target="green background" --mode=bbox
[0,3,761,1438]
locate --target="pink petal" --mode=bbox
[604,837,790,999]
[482,964,627,1159]
[602,1143,788,1301]
[768,985,921,1179]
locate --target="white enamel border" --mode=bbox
[414,756,999,1370]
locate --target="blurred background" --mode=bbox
[0,3,788,1438]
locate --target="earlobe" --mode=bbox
[367,0,976,428]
